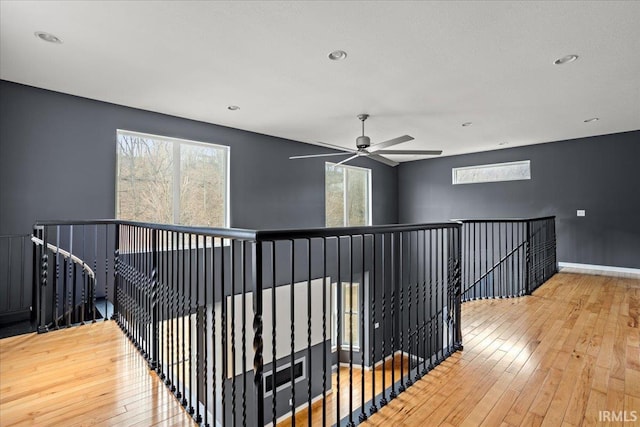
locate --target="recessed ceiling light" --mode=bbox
[584,117,599,123]
[34,31,62,44]
[328,50,347,61]
[553,54,578,65]
[462,122,472,127]
[227,105,240,111]
[498,142,509,146]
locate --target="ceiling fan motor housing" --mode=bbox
[356,135,371,149]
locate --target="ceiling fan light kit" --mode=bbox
[289,114,442,167]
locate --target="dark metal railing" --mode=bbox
[28,216,556,426]
[253,223,462,426]
[459,216,556,301]
[31,223,114,332]
[31,220,463,427]
[0,234,33,325]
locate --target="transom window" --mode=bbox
[116,130,229,227]
[325,162,371,227]
[452,160,531,185]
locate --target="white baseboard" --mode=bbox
[558,262,640,278]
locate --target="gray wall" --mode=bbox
[2,79,638,270]
[0,80,398,235]
[398,131,640,269]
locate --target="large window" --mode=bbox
[325,163,371,227]
[116,130,229,227]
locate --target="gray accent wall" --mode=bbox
[2,79,638,270]
[398,131,640,269]
[0,80,398,235]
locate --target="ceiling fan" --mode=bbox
[290,114,442,167]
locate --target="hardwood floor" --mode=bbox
[365,273,640,427]
[277,356,409,427]
[1,272,638,426]
[0,321,196,427]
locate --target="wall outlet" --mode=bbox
[577,210,586,217]
[374,322,380,329]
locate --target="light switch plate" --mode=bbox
[577,210,586,217]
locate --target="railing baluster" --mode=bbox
[211,234,217,427]
[196,233,202,423]
[254,239,264,427]
[438,228,442,359]
[289,238,296,427]
[221,236,227,427]
[53,227,60,329]
[188,233,194,414]
[348,235,354,427]
[159,230,166,381]
[201,236,208,426]
[414,230,420,382]
[179,232,186,405]
[322,237,327,426]
[92,225,97,323]
[379,233,387,407]
[369,234,377,415]
[80,225,86,325]
[231,239,237,424]
[271,241,277,426]
[168,231,175,391]
[241,240,247,427]
[389,233,396,399]
[307,238,313,427]
[359,234,366,423]
[432,229,437,365]
[398,232,405,393]
[336,236,342,423]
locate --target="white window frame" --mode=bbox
[331,281,361,351]
[116,129,230,227]
[325,162,372,227]
[452,160,531,185]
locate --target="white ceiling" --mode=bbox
[1,1,639,162]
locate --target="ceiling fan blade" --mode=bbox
[289,152,353,160]
[333,154,360,167]
[375,149,443,156]
[369,135,414,151]
[368,153,399,167]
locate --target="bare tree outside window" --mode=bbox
[325,162,371,227]
[116,130,229,227]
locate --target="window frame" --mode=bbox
[331,281,361,351]
[452,160,531,185]
[325,162,372,227]
[115,129,230,228]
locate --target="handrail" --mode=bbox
[34,219,462,242]
[255,222,461,240]
[31,235,95,279]
[453,216,555,223]
[34,219,259,240]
